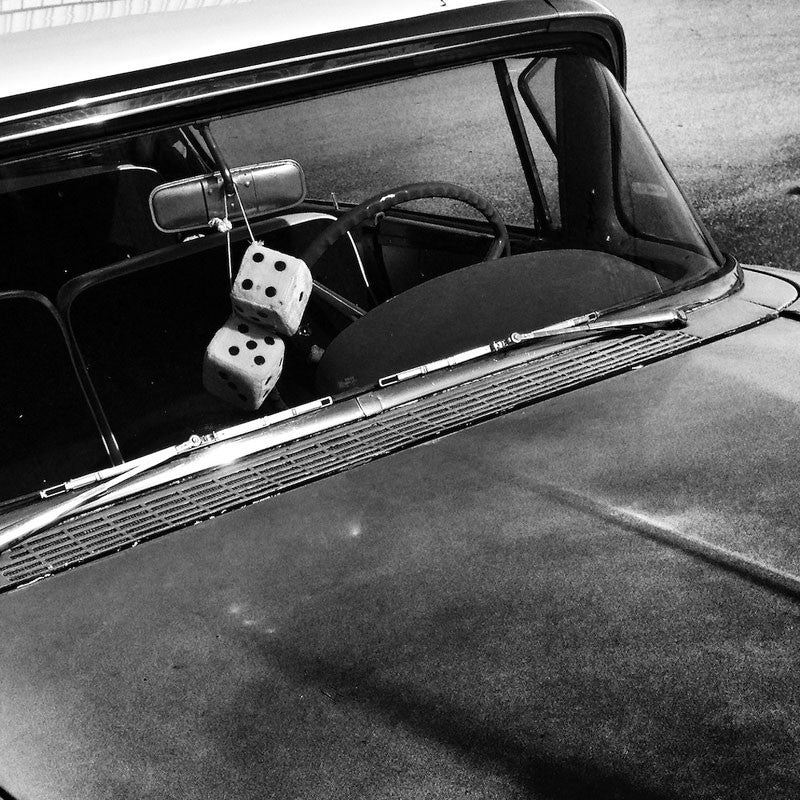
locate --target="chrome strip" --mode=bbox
[2,18,552,124]
[0,23,558,146]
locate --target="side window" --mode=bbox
[517,53,718,260]
[609,84,715,254]
[213,63,538,228]
[0,293,111,503]
[511,56,561,228]
[0,130,203,299]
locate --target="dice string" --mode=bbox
[224,202,233,290]
[232,180,257,245]
[228,182,256,294]
[227,233,234,291]
[210,180,256,291]
[207,214,234,289]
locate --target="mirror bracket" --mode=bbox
[196,122,236,198]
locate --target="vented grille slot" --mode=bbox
[0,331,697,589]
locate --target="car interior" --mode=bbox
[0,54,723,505]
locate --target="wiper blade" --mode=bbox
[0,440,198,555]
[379,308,687,387]
[0,396,333,554]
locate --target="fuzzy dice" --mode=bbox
[231,242,312,337]
[203,315,286,410]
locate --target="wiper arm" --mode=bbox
[505,307,688,345]
[379,308,687,387]
[0,439,201,555]
[0,396,333,555]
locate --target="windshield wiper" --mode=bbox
[0,397,333,555]
[507,307,688,344]
[0,440,202,556]
[379,308,688,387]
[0,309,686,556]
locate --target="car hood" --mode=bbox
[3,286,800,798]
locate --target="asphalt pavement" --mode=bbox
[609,0,800,269]
[220,0,799,269]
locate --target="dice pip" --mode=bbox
[231,242,312,336]
[203,315,285,410]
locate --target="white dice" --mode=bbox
[231,242,312,337]
[203,315,286,410]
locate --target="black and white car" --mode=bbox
[1,1,799,797]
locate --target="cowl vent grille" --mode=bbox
[0,330,697,590]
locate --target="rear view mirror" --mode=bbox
[149,159,306,233]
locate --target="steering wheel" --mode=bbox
[302,181,510,271]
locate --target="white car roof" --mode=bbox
[0,0,504,99]
[0,0,620,158]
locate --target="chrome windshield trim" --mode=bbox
[0,20,560,148]
[2,22,544,125]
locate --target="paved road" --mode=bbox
[219,0,799,268]
[609,0,800,268]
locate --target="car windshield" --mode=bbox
[0,52,727,507]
